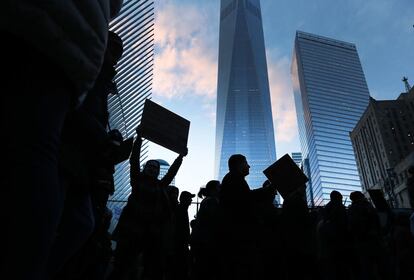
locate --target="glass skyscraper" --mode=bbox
[291,152,302,167]
[215,0,276,189]
[107,0,155,227]
[291,31,370,206]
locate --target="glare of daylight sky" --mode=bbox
[145,0,413,216]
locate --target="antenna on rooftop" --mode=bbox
[402,76,411,92]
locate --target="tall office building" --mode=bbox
[107,0,155,227]
[215,0,276,189]
[291,152,302,167]
[291,31,370,206]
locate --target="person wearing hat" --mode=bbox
[180,191,196,202]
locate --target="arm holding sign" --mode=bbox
[250,180,277,202]
[130,126,143,186]
[160,147,188,186]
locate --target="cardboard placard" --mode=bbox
[367,189,390,211]
[140,99,190,154]
[263,154,308,199]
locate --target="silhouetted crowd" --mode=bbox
[1,1,414,280]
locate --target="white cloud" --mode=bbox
[153,3,218,100]
[267,50,299,144]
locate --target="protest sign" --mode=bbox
[140,99,190,154]
[263,154,308,199]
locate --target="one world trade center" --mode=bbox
[215,0,276,189]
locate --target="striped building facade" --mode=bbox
[107,0,155,226]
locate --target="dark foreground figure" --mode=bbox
[0,1,123,279]
[108,126,187,280]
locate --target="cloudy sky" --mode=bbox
[146,0,413,210]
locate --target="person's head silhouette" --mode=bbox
[330,190,343,204]
[167,185,179,204]
[206,180,220,195]
[350,191,365,204]
[143,159,160,178]
[180,191,195,208]
[228,154,250,177]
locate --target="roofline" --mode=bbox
[296,30,356,50]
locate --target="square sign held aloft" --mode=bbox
[140,99,190,155]
[263,154,308,199]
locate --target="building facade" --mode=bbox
[393,152,414,208]
[291,152,302,167]
[291,31,370,206]
[107,0,155,228]
[215,0,276,189]
[350,86,414,207]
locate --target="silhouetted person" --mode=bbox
[348,191,387,280]
[324,191,347,225]
[279,188,315,280]
[109,126,187,280]
[255,180,281,280]
[165,185,180,279]
[191,180,221,280]
[168,185,180,209]
[47,30,125,279]
[82,31,125,223]
[390,212,414,280]
[218,154,275,280]
[318,190,351,280]
[171,191,195,280]
[0,2,123,279]
[54,207,114,280]
[84,207,114,280]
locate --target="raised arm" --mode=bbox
[130,127,143,186]
[160,147,188,186]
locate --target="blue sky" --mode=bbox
[146,0,413,209]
